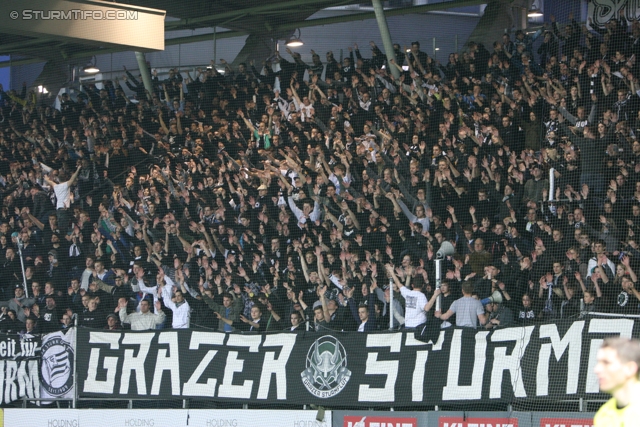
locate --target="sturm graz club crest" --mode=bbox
[41,335,74,397]
[301,335,351,398]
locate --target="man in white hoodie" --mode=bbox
[159,269,190,329]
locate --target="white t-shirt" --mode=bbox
[53,181,71,209]
[400,287,428,327]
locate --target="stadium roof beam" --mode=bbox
[160,0,490,43]
[0,0,488,68]
[0,0,165,51]
[0,28,249,68]
[272,0,488,31]
[164,0,486,32]
[0,38,62,53]
[164,0,345,30]
[159,0,492,52]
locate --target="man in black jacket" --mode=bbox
[560,121,606,197]
[0,248,19,299]
[92,274,132,309]
[40,296,60,333]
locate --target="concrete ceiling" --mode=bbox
[0,0,489,67]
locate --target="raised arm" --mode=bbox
[237,109,255,134]
[621,255,638,283]
[26,211,45,231]
[290,81,302,106]
[558,104,578,125]
[160,274,177,311]
[318,284,331,326]
[316,249,331,286]
[158,111,169,134]
[575,271,589,295]
[297,246,311,284]
[424,288,441,312]
[324,209,344,233]
[67,164,82,187]
[384,264,404,290]
[396,198,418,223]
[340,200,360,230]
[163,84,171,107]
[384,192,403,214]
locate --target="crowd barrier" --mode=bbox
[1,409,598,427]
[2,316,631,411]
[3,409,331,427]
[335,411,596,427]
[75,317,628,407]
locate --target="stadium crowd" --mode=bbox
[0,11,639,335]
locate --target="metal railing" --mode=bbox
[19,398,73,409]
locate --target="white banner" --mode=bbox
[40,328,75,402]
[4,409,332,427]
[588,0,640,27]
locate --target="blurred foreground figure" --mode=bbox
[594,337,640,426]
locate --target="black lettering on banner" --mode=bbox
[589,0,640,26]
[75,318,636,407]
